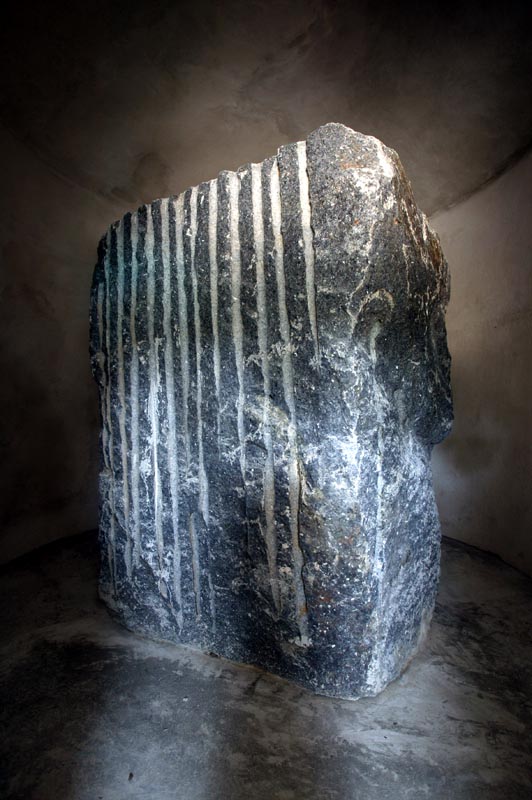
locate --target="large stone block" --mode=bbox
[90,123,452,698]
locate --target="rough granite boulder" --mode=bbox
[90,122,452,699]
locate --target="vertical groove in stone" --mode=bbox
[162,198,183,631]
[228,172,246,484]
[270,159,310,644]
[97,277,114,593]
[207,569,216,634]
[366,325,386,691]
[208,179,221,445]
[96,280,108,475]
[190,187,209,525]
[116,221,132,578]
[189,513,202,618]
[146,207,164,570]
[252,162,280,614]
[103,230,116,592]
[129,213,141,567]
[374,423,385,673]
[96,280,108,462]
[176,194,191,471]
[296,140,320,367]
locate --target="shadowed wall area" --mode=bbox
[0,0,531,573]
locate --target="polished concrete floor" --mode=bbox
[1,533,531,800]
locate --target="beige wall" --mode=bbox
[0,126,124,562]
[431,151,532,575]
[1,122,531,576]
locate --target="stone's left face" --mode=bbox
[90,123,452,700]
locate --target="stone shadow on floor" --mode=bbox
[1,534,532,799]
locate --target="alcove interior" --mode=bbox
[1,2,531,798]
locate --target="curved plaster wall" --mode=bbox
[431,150,532,576]
[1,125,531,577]
[1,0,531,573]
[0,126,123,562]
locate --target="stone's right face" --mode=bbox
[345,181,452,448]
[395,216,453,447]
[303,125,452,450]
[424,300,453,444]
[394,174,453,446]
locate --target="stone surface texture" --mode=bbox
[90,123,452,699]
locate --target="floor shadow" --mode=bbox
[1,534,532,799]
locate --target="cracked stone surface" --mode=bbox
[90,122,452,698]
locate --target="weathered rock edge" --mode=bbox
[90,123,452,699]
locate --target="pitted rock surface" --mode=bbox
[90,123,452,698]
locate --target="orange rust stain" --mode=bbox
[340,161,362,170]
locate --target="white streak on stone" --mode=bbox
[375,139,395,180]
[297,141,320,367]
[96,282,108,471]
[190,186,209,525]
[97,278,115,590]
[116,221,132,579]
[270,160,310,644]
[208,570,216,633]
[162,199,183,632]
[252,162,280,614]
[348,289,395,336]
[189,513,202,618]
[146,208,164,569]
[365,318,390,694]
[366,399,386,694]
[104,231,116,592]
[176,194,191,471]
[228,172,246,483]
[208,180,221,444]
[401,243,411,297]
[129,214,141,566]
[369,320,382,367]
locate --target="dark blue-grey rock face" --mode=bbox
[90,123,452,699]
